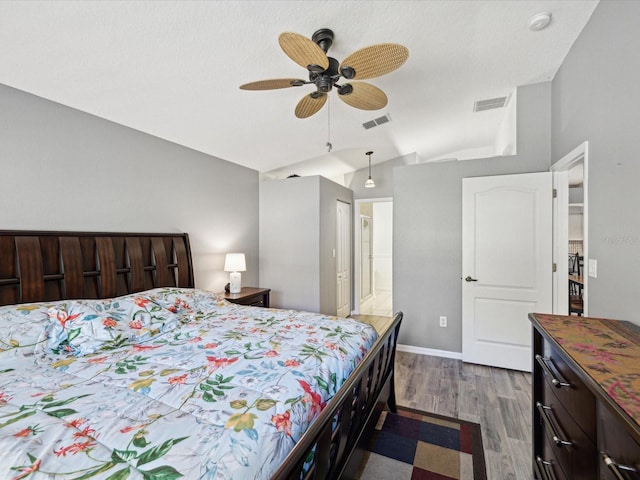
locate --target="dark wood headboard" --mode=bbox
[0,231,194,307]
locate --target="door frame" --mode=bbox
[353,197,392,315]
[336,200,352,318]
[550,141,589,316]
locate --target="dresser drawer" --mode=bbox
[538,378,597,479]
[598,401,640,480]
[243,297,266,307]
[535,439,569,480]
[537,339,596,441]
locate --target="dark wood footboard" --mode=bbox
[271,311,403,480]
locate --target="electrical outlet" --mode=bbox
[439,316,447,327]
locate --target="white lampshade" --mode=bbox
[224,253,246,272]
[224,253,246,294]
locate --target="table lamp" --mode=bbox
[224,253,246,294]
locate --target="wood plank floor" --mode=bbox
[350,314,533,480]
[394,351,533,480]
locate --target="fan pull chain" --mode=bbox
[326,97,332,152]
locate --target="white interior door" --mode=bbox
[462,172,552,371]
[336,201,351,317]
[360,216,373,300]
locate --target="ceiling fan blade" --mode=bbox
[340,43,409,80]
[279,32,329,72]
[295,93,327,118]
[338,82,388,110]
[240,79,306,90]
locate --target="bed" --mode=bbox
[0,231,402,479]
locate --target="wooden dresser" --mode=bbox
[530,313,640,480]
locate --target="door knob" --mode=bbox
[465,276,478,282]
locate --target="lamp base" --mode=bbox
[229,272,242,294]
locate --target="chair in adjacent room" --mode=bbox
[569,276,583,316]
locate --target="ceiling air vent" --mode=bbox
[363,114,391,129]
[473,95,510,112]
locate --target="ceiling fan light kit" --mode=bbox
[240,28,409,119]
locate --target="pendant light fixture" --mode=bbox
[364,151,376,188]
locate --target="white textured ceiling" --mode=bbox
[0,1,598,180]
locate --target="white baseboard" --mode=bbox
[397,344,462,360]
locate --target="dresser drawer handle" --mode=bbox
[603,453,639,480]
[535,456,558,480]
[536,402,572,447]
[536,354,571,388]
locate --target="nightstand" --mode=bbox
[222,287,270,307]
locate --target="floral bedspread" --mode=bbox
[0,288,378,479]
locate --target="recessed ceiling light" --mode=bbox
[529,12,552,31]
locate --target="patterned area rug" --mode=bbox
[355,406,487,480]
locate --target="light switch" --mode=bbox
[588,259,597,278]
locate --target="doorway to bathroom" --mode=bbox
[354,198,393,316]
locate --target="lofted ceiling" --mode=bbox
[0,1,598,181]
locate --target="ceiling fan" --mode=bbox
[240,28,409,119]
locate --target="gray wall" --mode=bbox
[393,82,552,352]
[551,1,640,324]
[0,84,259,292]
[345,152,417,199]
[260,176,321,311]
[259,175,353,315]
[319,177,354,314]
